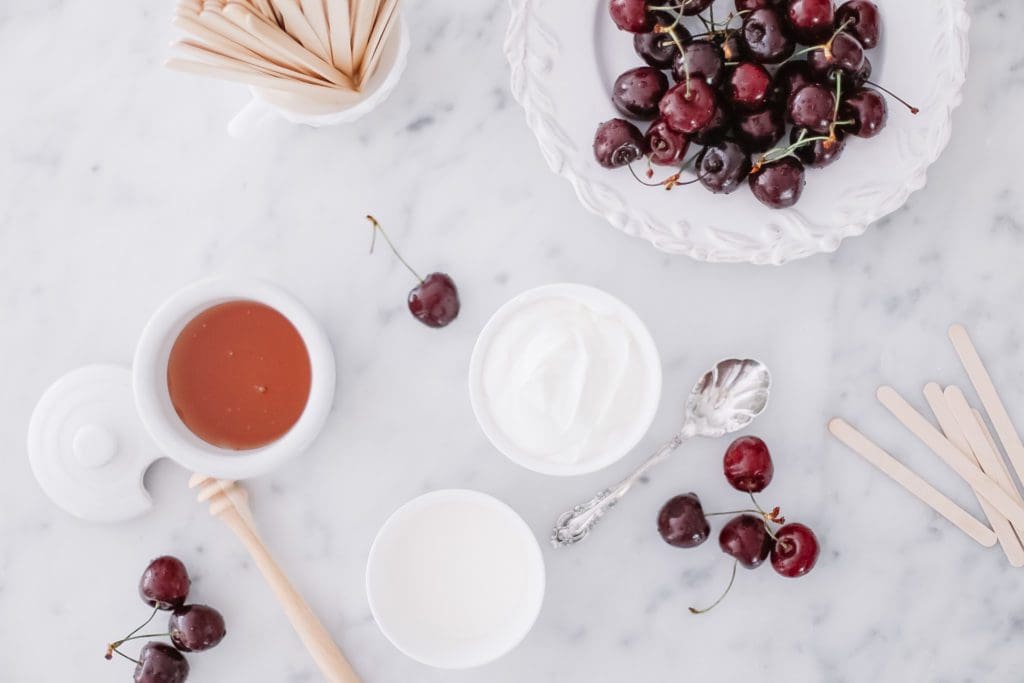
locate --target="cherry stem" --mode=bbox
[366,215,424,284]
[865,80,920,114]
[689,559,738,615]
[108,648,141,666]
[753,131,830,171]
[106,606,159,660]
[705,509,763,517]
[748,492,780,541]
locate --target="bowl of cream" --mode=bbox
[469,284,662,476]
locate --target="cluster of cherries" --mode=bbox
[657,436,819,612]
[595,0,917,208]
[106,556,227,683]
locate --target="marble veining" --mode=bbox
[2,0,1024,681]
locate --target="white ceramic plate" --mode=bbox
[505,0,969,264]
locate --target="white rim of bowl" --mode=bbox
[365,489,546,670]
[468,283,662,476]
[132,277,335,480]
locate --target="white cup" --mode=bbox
[227,15,410,138]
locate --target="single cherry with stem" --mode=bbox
[657,493,711,548]
[367,216,461,329]
[594,118,648,168]
[772,523,820,577]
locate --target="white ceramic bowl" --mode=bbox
[469,283,662,476]
[133,277,335,480]
[366,490,546,670]
[505,0,970,264]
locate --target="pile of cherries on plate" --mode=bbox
[105,556,227,683]
[595,0,917,209]
[657,436,820,613]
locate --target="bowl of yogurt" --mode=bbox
[469,284,662,476]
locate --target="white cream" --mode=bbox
[471,285,661,474]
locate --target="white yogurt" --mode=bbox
[469,284,661,476]
[365,490,545,670]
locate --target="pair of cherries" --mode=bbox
[657,436,820,612]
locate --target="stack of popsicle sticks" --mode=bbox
[166,0,400,102]
[830,324,1024,566]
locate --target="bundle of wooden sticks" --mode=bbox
[831,324,1024,566]
[167,0,400,102]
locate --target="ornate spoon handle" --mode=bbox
[551,433,688,547]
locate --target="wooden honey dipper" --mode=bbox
[189,474,361,683]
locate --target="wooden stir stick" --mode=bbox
[948,323,1024,488]
[876,386,1024,528]
[189,475,362,683]
[922,383,1021,562]
[828,418,996,547]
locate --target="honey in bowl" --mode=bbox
[167,300,312,450]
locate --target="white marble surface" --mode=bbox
[2,1,1024,681]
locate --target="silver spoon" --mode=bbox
[551,358,771,548]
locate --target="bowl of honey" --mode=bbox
[133,278,335,479]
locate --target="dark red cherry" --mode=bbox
[697,141,752,194]
[725,62,772,112]
[692,104,731,145]
[791,126,845,167]
[612,66,669,119]
[657,493,711,548]
[593,118,647,168]
[679,0,714,15]
[749,157,805,208]
[634,22,687,69]
[169,604,226,652]
[771,523,820,577]
[807,32,864,77]
[139,556,191,611]
[841,87,887,137]
[741,9,794,64]
[785,0,835,44]
[735,107,785,152]
[671,40,725,87]
[645,119,690,166]
[773,60,815,106]
[719,514,773,569]
[788,83,835,133]
[609,0,654,32]
[134,642,189,683]
[723,436,774,493]
[659,80,717,134]
[409,273,460,328]
[836,0,881,49]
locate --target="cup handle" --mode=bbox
[228,97,276,138]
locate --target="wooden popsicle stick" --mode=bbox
[300,0,332,62]
[876,386,1024,529]
[266,0,330,60]
[945,387,1024,543]
[350,0,381,73]
[189,476,362,683]
[828,418,996,547]
[357,0,396,85]
[922,383,1018,562]
[166,58,342,100]
[973,407,1024,510]
[225,3,352,87]
[193,4,318,76]
[948,323,1024,489]
[939,386,1024,566]
[325,0,354,77]
[171,40,330,85]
